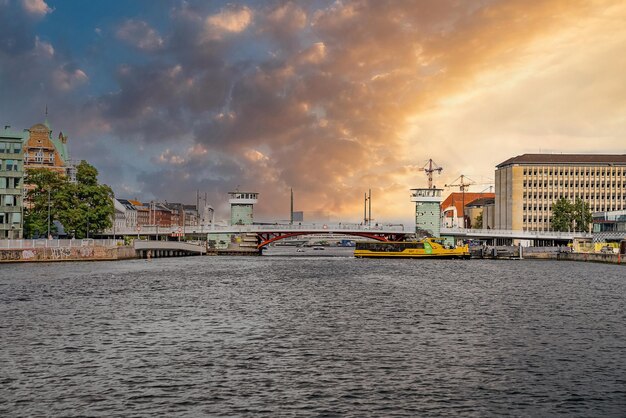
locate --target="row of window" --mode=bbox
[0,159,21,172]
[0,143,22,154]
[524,181,624,188]
[523,167,625,176]
[524,202,625,210]
[0,212,21,224]
[1,195,20,206]
[0,177,21,188]
[523,192,625,200]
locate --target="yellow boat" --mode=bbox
[354,237,470,259]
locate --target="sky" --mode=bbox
[1,0,625,224]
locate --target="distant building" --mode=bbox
[465,197,495,229]
[495,154,626,231]
[23,121,73,177]
[128,199,150,226]
[292,211,304,222]
[441,192,495,228]
[116,199,138,228]
[593,210,626,233]
[0,126,26,238]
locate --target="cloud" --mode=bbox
[3,0,626,223]
[204,5,253,40]
[52,65,88,91]
[21,0,51,17]
[116,19,164,51]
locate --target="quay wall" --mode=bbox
[0,246,136,263]
[523,251,623,265]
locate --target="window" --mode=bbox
[0,142,5,152]
[13,144,21,154]
[0,178,5,188]
[3,195,15,206]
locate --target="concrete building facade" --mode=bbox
[495,154,626,231]
[0,126,26,239]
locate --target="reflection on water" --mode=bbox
[1,257,625,416]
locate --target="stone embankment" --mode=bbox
[0,239,136,263]
[472,245,624,265]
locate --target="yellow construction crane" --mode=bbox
[418,159,443,189]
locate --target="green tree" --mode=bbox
[24,161,114,238]
[23,169,66,238]
[551,197,573,232]
[473,212,484,229]
[572,197,592,232]
[56,161,114,238]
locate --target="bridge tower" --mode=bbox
[410,188,443,237]
[228,191,258,225]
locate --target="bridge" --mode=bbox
[441,227,592,241]
[104,223,596,248]
[134,240,206,258]
[106,223,409,248]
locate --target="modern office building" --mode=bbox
[495,154,626,231]
[0,126,26,238]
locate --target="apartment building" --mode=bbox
[0,126,25,238]
[495,154,626,231]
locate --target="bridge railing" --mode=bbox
[441,227,592,239]
[0,238,123,249]
[105,223,407,235]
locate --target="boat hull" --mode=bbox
[353,238,470,259]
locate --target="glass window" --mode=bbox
[11,212,21,223]
[0,178,6,188]
[13,144,21,153]
[0,142,5,152]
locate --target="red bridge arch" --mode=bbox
[255,231,409,249]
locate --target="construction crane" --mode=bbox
[444,175,476,229]
[418,159,443,189]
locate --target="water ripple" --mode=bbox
[1,258,625,416]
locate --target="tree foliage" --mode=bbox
[474,212,484,229]
[23,169,65,238]
[551,197,592,232]
[24,161,114,238]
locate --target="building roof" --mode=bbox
[497,154,626,168]
[0,126,26,141]
[441,192,495,218]
[465,197,495,207]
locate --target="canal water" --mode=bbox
[1,256,625,416]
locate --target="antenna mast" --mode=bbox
[418,159,443,189]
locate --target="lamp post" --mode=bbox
[47,188,51,239]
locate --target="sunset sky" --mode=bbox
[1,0,625,223]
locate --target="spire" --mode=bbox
[44,104,51,130]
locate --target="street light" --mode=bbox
[47,188,51,239]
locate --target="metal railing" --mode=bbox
[105,223,407,236]
[0,239,123,249]
[441,227,592,240]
